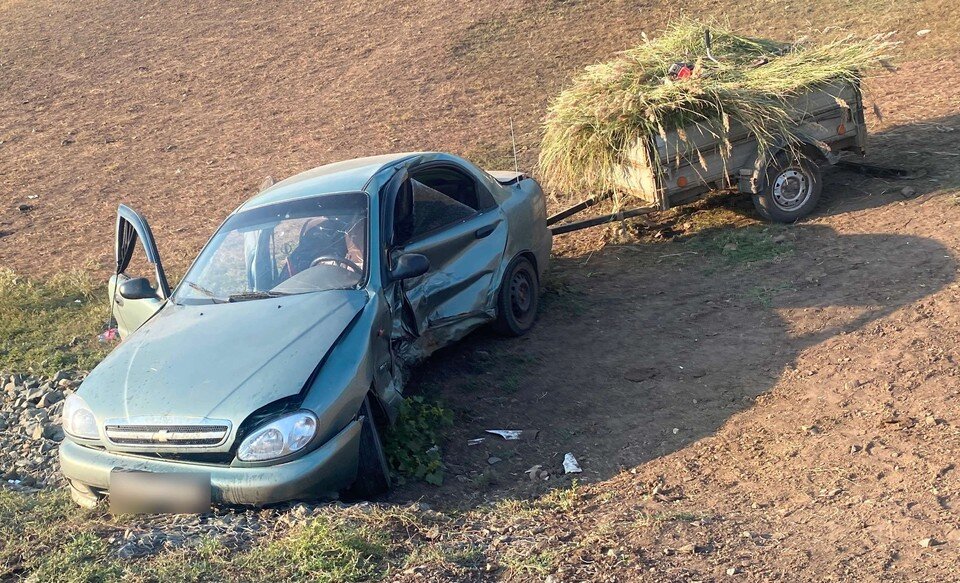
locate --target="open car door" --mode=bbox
[110,205,171,338]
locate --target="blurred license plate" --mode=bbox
[109,470,211,514]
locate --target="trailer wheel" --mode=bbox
[753,151,823,223]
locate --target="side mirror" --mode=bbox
[389,253,430,282]
[118,277,159,300]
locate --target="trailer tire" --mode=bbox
[753,151,823,223]
[493,256,539,337]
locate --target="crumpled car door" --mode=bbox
[111,205,171,338]
[393,180,507,334]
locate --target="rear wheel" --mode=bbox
[493,256,539,336]
[346,395,391,499]
[752,151,823,223]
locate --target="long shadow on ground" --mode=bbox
[393,212,957,511]
[392,112,960,509]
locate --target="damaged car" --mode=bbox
[60,152,550,507]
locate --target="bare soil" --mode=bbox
[3,1,960,579]
[388,58,960,579]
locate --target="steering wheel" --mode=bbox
[309,256,362,273]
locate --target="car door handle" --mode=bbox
[475,225,495,239]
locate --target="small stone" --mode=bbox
[925,415,940,426]
[51,371,71,383]
[38,390,63,408]
[916,29,931,37]
[17,204,32,213]
[722,242,738,252]
[44,424,63,441]
[919,538,938,547]
[28,423,44,441]
[850,444,861,454]
[23,386,45,403]
[487,456,502,465]
[901,186,917,197]
[679,543,698,554]
[727,567,738,575]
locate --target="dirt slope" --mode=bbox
[0,0,955,274]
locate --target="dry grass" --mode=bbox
[539,20,893,204]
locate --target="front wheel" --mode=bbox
[493,256,539,337]
[752,151,823,223]
[345,395,391,499]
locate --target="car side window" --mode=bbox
[410,179,475,239]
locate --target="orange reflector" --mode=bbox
[837,123,846,135]
[677,176,688,187]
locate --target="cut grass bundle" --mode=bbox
[539,20,892,203]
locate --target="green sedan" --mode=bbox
[59,152,550,508]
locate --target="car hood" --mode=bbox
[79,289,369,425]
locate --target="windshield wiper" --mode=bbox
[227,290,291,303]
[184,281,228,303]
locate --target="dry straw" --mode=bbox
[539,20,893,203]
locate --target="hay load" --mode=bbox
[539,21,891,207]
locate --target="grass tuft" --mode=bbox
[0,268,111,375]
[383,397,454,486]
[686,226,793,265]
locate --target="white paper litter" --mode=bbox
[485,429,539,441]
[486,429,522,440]
[467,438,485,446]
[563,453,582,474]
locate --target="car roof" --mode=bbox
[239,152,423,210]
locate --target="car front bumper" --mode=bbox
[59,419,362,506]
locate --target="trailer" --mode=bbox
[549,80,869,235]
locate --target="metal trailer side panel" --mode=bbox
[650,82,864,207]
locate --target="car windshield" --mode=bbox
[174,192,368,304]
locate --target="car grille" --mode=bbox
[105,424,230,447]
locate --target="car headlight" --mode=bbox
[237,410,318,462]
[62,394,99,439]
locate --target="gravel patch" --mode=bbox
[0,370,346,557]
[0,370,79,489]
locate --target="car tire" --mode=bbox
[347,395,391,499]
[493,255,539,337]
[752,150,823,223]
[69,480,101,509]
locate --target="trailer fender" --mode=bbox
[738,138,838,195]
